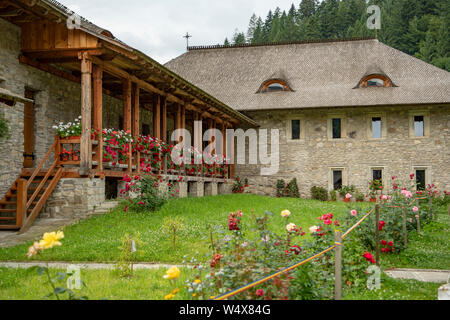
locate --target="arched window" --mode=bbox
[258,79,292,93]
[359,74,392,88]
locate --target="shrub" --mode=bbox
[286,178,300,198]
[276,178,300,198]
[120,174,175,212]
[311,186,328,201]
[276,179,286,197]
[232,176,248,193]
[329,190,337,201]
[162,216,185,249]
[114,233,142,278]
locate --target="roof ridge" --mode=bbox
[188,37,378,51]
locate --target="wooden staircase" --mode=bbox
[0,140,63,233]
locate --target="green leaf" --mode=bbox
[54,287,66,294]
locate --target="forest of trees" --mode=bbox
[224,0,449,71]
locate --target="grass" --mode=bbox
[0,266,441,300]
[0,195,367,263]
[343,274,442,300]
[381,208,450,270]
[0,266,195,300]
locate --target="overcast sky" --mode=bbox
[58,0,296,64]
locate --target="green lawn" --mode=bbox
[0,266,441,300]
[0,195,367,263]
[381,208,450,270]
[343,274,442,300]
[0,266,195,300]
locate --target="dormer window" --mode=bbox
[258,79,292,93]
[359,74,393,88]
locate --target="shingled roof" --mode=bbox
[165,39,450,111]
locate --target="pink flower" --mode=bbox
[345,193,352,199]
[412,206,419,212]
[323,219,332,225]
[350,210,357,216]
[255,289,264,297]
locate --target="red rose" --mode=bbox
[381,240,387,246]
[256,289,264,297]
[388,241,393,247]
[362,252,376,264]
[290,245,302,255]
[379,221,386,231]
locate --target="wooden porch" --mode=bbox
[0,0,258,232]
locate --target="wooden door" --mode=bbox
[23,89,35,168]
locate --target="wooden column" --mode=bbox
[131,83,140,173]
[131,83,140,137]
[161,96,167,142]
[153,95,161,140]
[92,64,103,172]
[175,103,182,143]
[194,111,202,153]
[228,123,235,179]
[221,122,226,157]
[123,79,132,132]
[79,52,92,176]
[334,231,342,300]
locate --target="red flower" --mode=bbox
[410,173,415,179]
[379,221,386,231]
[381,240,387,246]
[388,241,393,247]
[324,219,332,225]
[362,252,376,264]
[256,289,264,297]
[290,245,302,255]
[123,206,128,213]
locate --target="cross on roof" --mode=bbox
[183,32,192,50]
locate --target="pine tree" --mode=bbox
[262,10,274,43]
[415,30,437,63]
[251,17,264,44]
[224,38,230,46]
[232,29,246,45]
[299,0,318,20]
[247,14,258,41]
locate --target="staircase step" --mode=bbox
[0,217,16,221]
[0,200,17,205]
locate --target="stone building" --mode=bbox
[166,39,450,197]
[0,0,256,231]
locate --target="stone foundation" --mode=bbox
[204,182,218,196]
[42,178,105,219]
[188,181,204,197]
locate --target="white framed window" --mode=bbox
[412,166,431,191]
[327,114,346,140]
[409,110,430,138]
[369,166,387,189]
[367,112,387,139]
[286,116,305,142]
[328,167,347,191]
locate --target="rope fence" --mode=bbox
[214,207,376,301]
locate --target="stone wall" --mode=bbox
[235,105,450,197]
[0,17,138,196]
[42,178,105,219]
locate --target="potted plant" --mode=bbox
[355,190,365,202]
[339,185,356,202]
[369,179,383,202]
[52,116,82,139]
[329,190,337,202]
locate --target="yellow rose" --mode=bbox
[194,279,201,284]
[38,231,64,250]
[163,266,180,280]
[164,293,175,300]
[281,210,291,218]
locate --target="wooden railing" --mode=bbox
[19,140,63,233]
[55,134,231,179]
